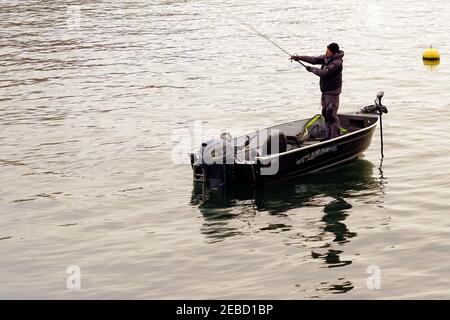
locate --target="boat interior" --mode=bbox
[232,112,378,161]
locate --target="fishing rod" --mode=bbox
[239,22,308,69]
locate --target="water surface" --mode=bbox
[1,0,450,299]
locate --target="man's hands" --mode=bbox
[290,55,313,72]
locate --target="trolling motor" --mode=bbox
[360,91,389,157]
[360,91,388,115]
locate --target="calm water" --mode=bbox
[1,0,450,299]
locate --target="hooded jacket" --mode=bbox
[299,50,344,95]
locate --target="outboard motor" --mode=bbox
[196,138,234,166]
[190,137,235,189]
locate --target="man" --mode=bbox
[291,43,344,140]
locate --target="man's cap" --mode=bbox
[327,43,340,54]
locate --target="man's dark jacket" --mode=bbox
[299,50,344,95]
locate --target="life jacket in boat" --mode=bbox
[297,114,348,142]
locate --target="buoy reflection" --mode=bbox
[423,59,440,69]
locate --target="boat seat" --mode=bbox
[286,135,301,146]
[302,140,320,146]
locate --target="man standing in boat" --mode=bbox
[291,43,344,140]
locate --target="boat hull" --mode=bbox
[190,113,379,186]
[244,123,376,184]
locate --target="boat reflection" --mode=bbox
[191,159,385,239]
[192,159,385,274]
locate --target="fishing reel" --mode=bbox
[360,91,388,115]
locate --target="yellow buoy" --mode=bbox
[423,59,440,68]
[423,45,440,61]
